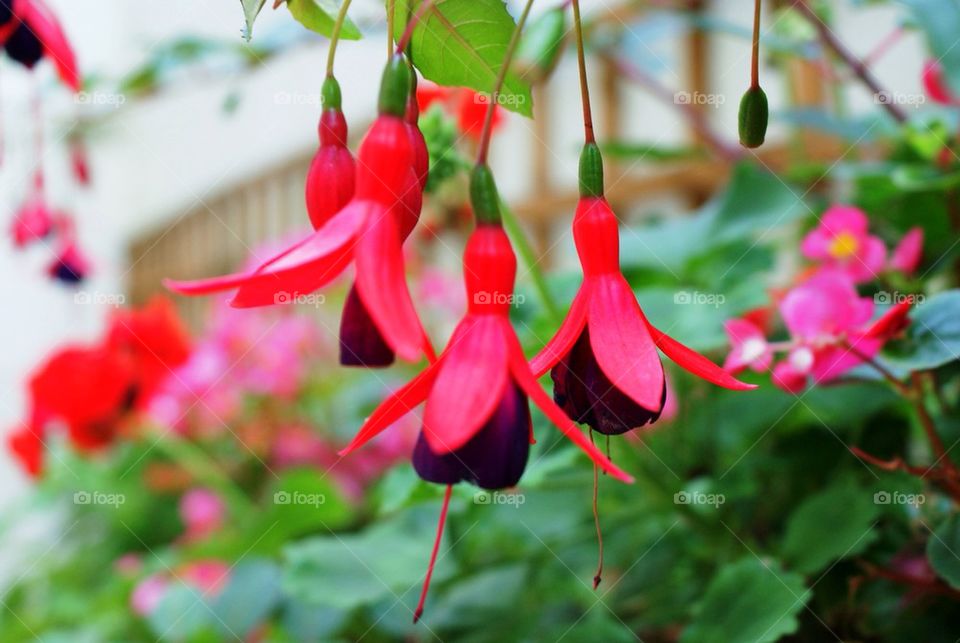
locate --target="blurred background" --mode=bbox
[2,0,960,641]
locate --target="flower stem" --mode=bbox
[325,0,354,77]
[386,0,395,58]
[590,430,604,590]
[793,0,907,124]
[499,198,562,324]
[476,0,536,164]
[750,0,761,89]
[396,0,438,55]
[571,0,595,144]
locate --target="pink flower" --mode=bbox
[723,318,772,374]
[922,60,958,105]
[772,348,813,394]
[181,560,230,596]
[10,198,52,248]
[179,488,225,541]
[889,228,923,276]
[131,574,168,616]
[801,205,886,283]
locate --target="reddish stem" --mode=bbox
[590,431,604,589]
[396,0,438,55]
[571,0,595,144]
[413,484,453,623]
[750,0,761,89]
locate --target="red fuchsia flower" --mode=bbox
[179,488,225,542]
[801,205,886,283]
[723,317,773,374]
[166,56,434,366]
[530,145,753,436]
[338,165,631,621]
[7,417,44,477]
[305,77,355,230]
[414,80,503,142]
[338,79,430,367]
[922,59,958,105]
[47,238,91,284]
[10,173,52,248]
[1,0,80,91]
[889,227,924,276]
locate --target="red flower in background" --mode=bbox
[922,59,958,105]
[7,297,191,475]
[531,195,753,435]
[415,80,504,142]
[1,0,80,91]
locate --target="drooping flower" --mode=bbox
[530,145,753,436]
[889,227,924,276]
[800,205,886,283]
[2,0,80,91]
[338,166,631,622]
[47,238,91,284]
[305,77,355,230]
[11,193,54,248]
[166,56,433,365]
[723,317,773,374]
[922,59,957,105]
[7,420,44,477]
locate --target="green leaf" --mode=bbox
[395,0,533,116]
[927,513,960,590]
[287,0,361,40]
[708,162,806,241]
[681,558,810,643]
[884,290,960,371]
[283,507,456,610]
[513,7,566,82]
[209,560,283,637]
[780,480,880,574]
[240,0,267,41]
[891,165,960,192]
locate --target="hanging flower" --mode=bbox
[10,196,53,248]
[2,0,80,91]
[166,56,433,365]
[800,205,886,283]
[530,146,753,436]
[339,218,630,483]
[47,238,91,284]
[922,59,958,105]
[305,77,355,230]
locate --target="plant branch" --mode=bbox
[792,0,907,124]
[477,0,535,164]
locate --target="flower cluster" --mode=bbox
[8,297,191,476]
[724,205,923,393]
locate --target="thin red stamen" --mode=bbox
[414,483,453,623]
[591,430,604,589]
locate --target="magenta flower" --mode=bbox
[723,318,773,374]
[801,205,886,283]
[776,270,880,387]
[179,488,225,541]
[889,227,924,276]
[10,196,52,248]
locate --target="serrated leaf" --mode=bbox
[781,480,880,574]
[240,0,267,41]
[681,558,810,643]
[927,513,960,590]
[287,0,361,40]
[395,0,533,116]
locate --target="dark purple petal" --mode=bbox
[552,330,664,435]
[413,382,531,490]
[0,3,13,26]
[339,284,395,367]
[5,24,43,68]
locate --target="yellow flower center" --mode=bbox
[829,231,859,260]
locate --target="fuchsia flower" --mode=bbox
[10,196,52,248]
[530,147,753,435]
[801,205,886,283]
[166,59,433,365]
[922,59,958,105]
[1,0,80,91]
[47,239,91,284]
[304,79,355,230]
[889,227,924,276]
[339,220,629,484]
